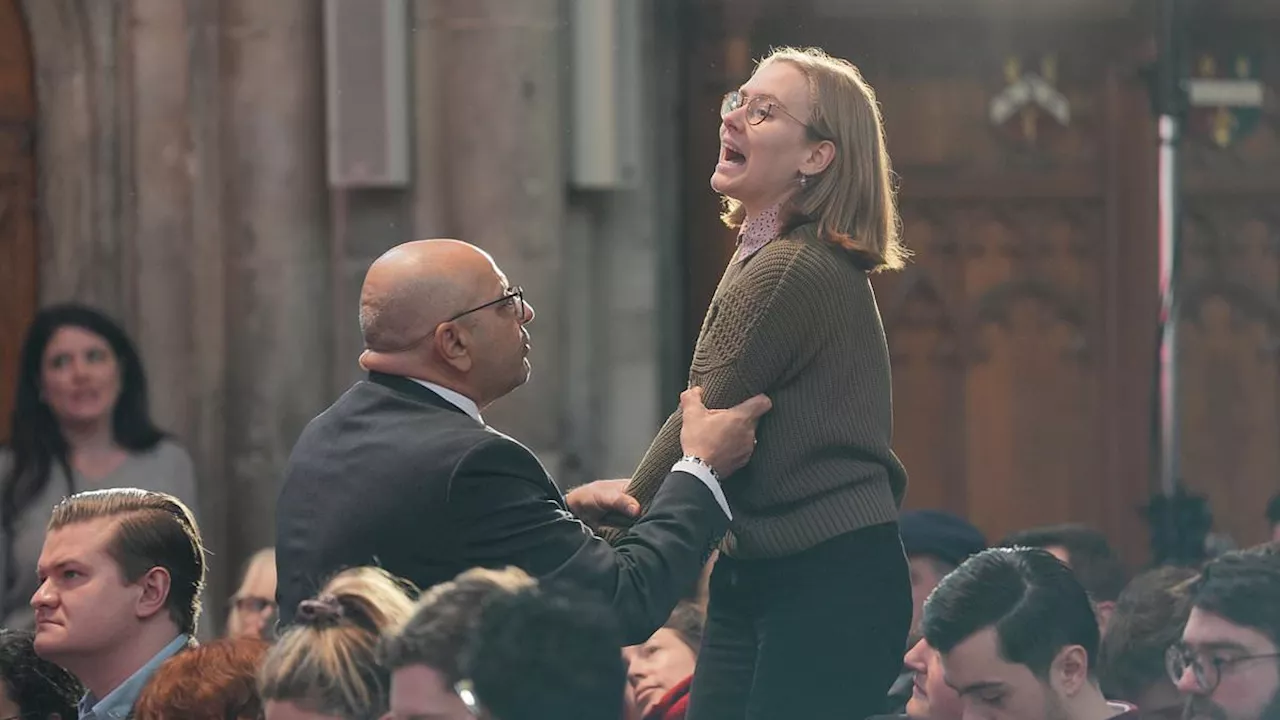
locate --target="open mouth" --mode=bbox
[721,145,746,165]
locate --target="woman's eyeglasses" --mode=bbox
[720,90,829,140]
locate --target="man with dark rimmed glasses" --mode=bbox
[1167,543,1280,720]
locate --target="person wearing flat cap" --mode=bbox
[900,510,988,644]
[884,510,986,715]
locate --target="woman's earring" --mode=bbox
[798,174,809,188]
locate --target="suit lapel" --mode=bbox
[368,372,568,507]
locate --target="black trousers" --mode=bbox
[686,522,911,720]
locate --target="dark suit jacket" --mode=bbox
[275,372,727,644]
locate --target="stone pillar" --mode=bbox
[221,0,331,564]
[127,0,193,441]
[439,0,566,471]
[128,0,231,635]
[411,0,452,237]
[185,0,232,635]
[25,0,128,312]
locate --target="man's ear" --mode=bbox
[135,566,172,621]
[434,322,474,373]
[1050,644,1090,697]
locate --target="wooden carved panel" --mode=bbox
[836,14,1138,554]
[0,0,37,444]
[1174,11,1280,548]
[880,200,1107,545]
[1179,201,1280,548]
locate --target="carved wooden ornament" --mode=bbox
[989,55,1071,146]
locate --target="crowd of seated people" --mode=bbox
[0,490,1275,720]
[2,300,1280,720]
[1,480,1278,720]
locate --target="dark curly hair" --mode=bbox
[463,582,626,720]
[0,629,82,719]
[1187,542,1280,647]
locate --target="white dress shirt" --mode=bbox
[410,378,483,423]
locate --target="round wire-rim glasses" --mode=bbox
[719,90,831,140]
[1165,644,1280,693]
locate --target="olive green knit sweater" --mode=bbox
[622,226,907,558]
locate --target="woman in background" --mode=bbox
[227,547,278,639]
[0,303,198,629]
[258,566,416,720]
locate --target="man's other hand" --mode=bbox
[566,479,641,530]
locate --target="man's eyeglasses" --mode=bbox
[1166,644,1280,693]
[448,286,527,324]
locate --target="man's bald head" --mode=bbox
[359,239,496,353]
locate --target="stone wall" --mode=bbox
[19,0,681,631]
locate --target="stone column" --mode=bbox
[221,0,331,564]
[25,0,128,312]
[184,0,232,634]
[439,0,566,472]
[127,0,194,441]
[411,0,452,238]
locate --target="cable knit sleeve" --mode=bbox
[612,240,827,534]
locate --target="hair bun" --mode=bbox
[296,594,344,626]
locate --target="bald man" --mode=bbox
[274,240,771,642]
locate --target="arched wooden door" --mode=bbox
[0,0,36,443]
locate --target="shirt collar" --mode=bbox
[79,634,190,720]
[735,204,784,262]
[409,378,484,423]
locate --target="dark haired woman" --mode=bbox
[0,303,199,629]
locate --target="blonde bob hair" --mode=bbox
[721,46,907,272]
[258,567,417,720]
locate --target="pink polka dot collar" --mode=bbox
[735,204,783,263]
